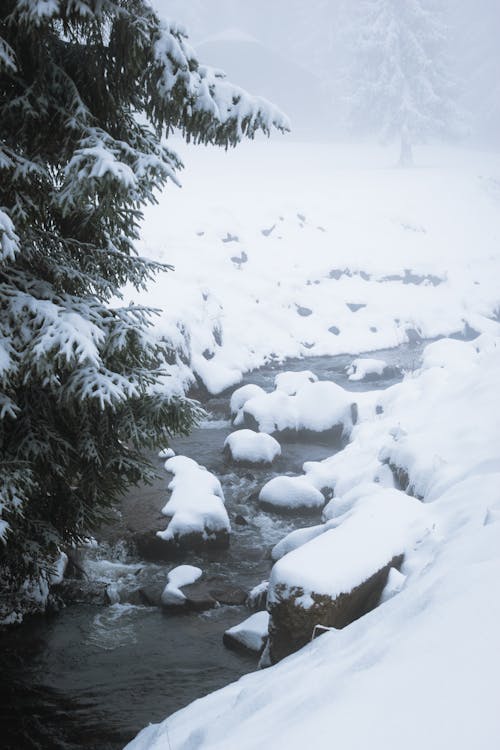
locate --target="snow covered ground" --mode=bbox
[125,333,500,750]
[123,141,500,749]
[129,140,500,396]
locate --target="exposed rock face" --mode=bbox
[239,410,346,445]
[160,577,247,611]
[179,582,218,611]
[267,554,403,664]
[133,528,230,562]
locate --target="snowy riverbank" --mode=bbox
[128,140,500,396]
[120,140,500,750]
[126,332,500,750]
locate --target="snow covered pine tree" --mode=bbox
[350,0,455,165]
[0,0,288,620]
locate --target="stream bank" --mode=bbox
[0,343,423,750]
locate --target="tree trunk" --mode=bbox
[399,127,413,167]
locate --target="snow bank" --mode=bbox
[157,456,230,543]
[346,357,388,381]
[161,565,202,607]
[258,475,325,511]
[125,141,500,396]
[125,335,500,750]
[223,611,270,653]
[224,429,281,464]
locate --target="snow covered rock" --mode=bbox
[160,567,247,611]
[267,488,427,663]
[242,380,354,438]
[258,476,325,512]
[346,357,389,381]
[224,429,281,465]
[161,565,203,607]
[154,456,230,556]
[223,611,270,654]
[274,370,318,395]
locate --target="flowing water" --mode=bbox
[0,344,424,750]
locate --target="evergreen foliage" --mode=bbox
[349,0,456,164]
[0,0,288,613]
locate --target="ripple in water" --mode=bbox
[86,604,146,650]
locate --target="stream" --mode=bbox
[0,344,424,750]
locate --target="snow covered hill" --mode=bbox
[130,140,500,397]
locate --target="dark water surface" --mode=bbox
[0,344,423,750]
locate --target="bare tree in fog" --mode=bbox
[349,0,456,164]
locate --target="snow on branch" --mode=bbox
[0,210,19,262]
[58,128,180,212]
[0,36,17,72]
[13,0,110,25]
[64,365,140,408]
[151,19,290,144]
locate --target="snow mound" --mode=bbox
[224,429,281,464]
[274,370,318,395]
[346,357,388,381]
[161,565,203,607]
[243,380,353,435]
[224,611,270,653]
[157,456,230,543]
[259,476,325,511]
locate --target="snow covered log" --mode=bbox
[267,489,426,663]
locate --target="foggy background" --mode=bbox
[152,0,500,147]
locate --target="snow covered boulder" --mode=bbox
[153,456,230,557]
[346,357,390,381]
[242,380,354,440]
[223,611,270,655]
[161,565,203,607]
[267,489,427,663]
[224,429,281,465]
[161,567,247,611]
[258,476,325,513]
